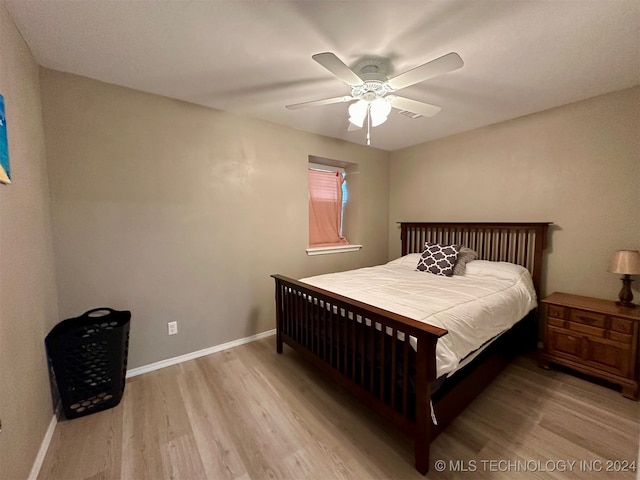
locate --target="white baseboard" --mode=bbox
[126,329,276,378]
[28,406,59,480]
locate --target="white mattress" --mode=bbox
[300,254,537,378]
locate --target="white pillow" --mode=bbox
[386,253,423,269]
[465,260,529,281]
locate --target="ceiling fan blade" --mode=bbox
[286,95,355,110]
[312,52,364,87]
[389,96,442,117]
[386,52,463,91]
[347,122,362,131]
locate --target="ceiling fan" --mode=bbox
[286,51,464,144]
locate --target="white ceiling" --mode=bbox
[5,0,640,151]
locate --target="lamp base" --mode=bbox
[617,275,636,308]
[616,300,636,309]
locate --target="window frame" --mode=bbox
[307,159,362,256]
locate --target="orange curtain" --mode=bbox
[308,169,349,247]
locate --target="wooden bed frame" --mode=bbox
[272,222,550,474]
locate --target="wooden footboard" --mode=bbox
[272,274,447,473]
[273,222,550,474]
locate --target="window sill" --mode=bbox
[306,244,362,256]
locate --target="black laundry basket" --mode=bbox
[45,308,131,419]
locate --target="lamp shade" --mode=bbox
[348,100,368,128]
[609,250,640,275]
[370,98,392,127]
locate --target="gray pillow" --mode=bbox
[416,242,461,276]
[453,246,479,275]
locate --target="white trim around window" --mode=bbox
[306,244,362,256]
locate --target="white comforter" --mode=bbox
[300,254,537,378]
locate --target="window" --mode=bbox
[308,167,348,247]
[307,159,362,256]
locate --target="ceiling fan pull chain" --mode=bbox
[367,107,371,146]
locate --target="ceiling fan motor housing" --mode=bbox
[354,58,390,79]
[351,81,394,101]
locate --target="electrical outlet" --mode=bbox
[168,321,178,335]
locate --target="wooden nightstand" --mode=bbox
[540,292,640,400]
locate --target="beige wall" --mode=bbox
[0,4,60,479]
[389,87,640,301]
[40,70,390,370]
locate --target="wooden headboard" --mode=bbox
[400,222,551,295]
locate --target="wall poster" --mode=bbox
[0,94,10,184]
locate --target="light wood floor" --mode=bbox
[38,336,639,480]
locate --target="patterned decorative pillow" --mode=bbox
[416,242,461,276]
[453,246,479,275]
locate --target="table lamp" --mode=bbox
[609,250,640,308]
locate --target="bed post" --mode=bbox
[531,223,549,295]
[274,277,283,354]
[401,223,409,256]
[414,334,438,474]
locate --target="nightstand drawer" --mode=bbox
[547,316,565,328]
[610,330,632,344]
[584,338,631,377]
[547,304,567,320]
[570,310,606,328]
[568,320,604,338]
[547,326,582,359]
[611,316,633,334]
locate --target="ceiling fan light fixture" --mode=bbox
[370,97,392,127]
[348,100,368,127]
